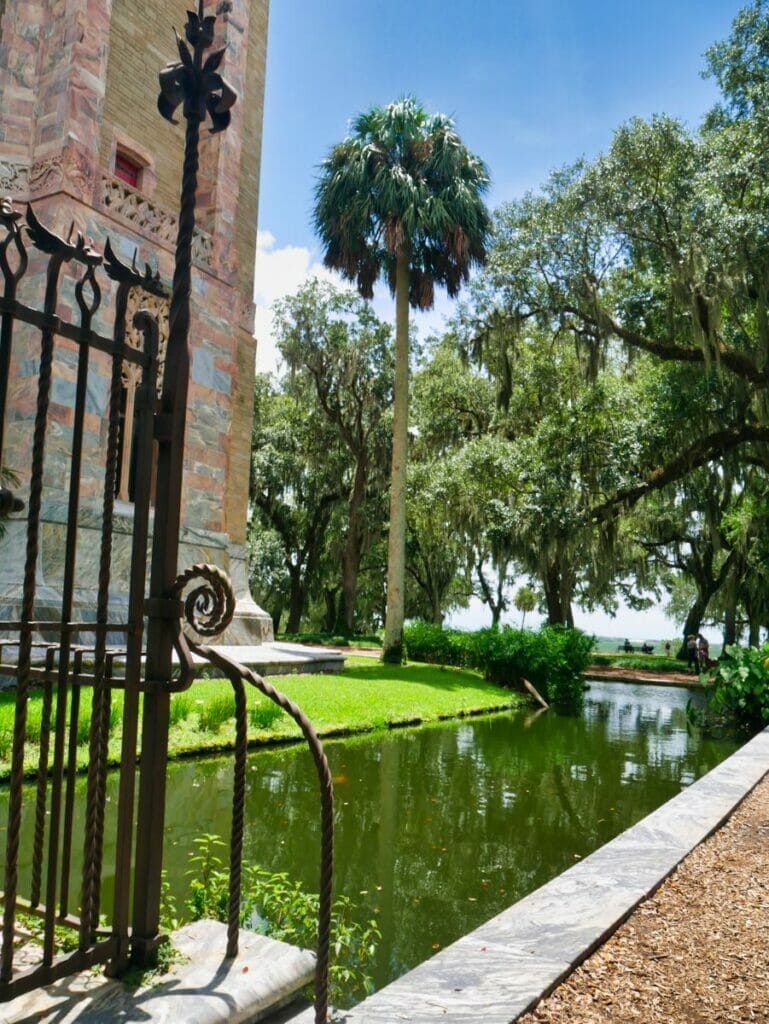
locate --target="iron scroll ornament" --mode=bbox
[166,564,335,1024]
[171,561,236,638]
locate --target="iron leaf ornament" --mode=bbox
[157,0,237,133]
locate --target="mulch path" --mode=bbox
[516,771,769,1023]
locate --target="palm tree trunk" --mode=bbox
[383,251,410,663]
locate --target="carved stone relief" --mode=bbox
[0,161,30,195]
[100,174,214,268]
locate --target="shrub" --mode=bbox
[76,707,92,746]
[402,622,470,666]
[279,632,382,648]
[170,693,193,727]
[0,723,11,761]
[708,643,769,728]
[406,622,594,707]
[198,692,236,733]
[249,700,283,730]
[186,833,230,921]
[590,652,684,673]
[185,832,380,1008]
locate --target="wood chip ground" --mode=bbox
[517,772,769,1023]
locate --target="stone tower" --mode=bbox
[0,0,273,641]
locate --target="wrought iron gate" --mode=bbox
[0,6,333,1022]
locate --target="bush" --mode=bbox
[184,833,380,1008]
[403,622,594,707]
[469,625,592,706]
[402,622,470,667]
[249,700,283,730]
[279,632,382,648]
[708,643,769,728]
[590,652,684,673]
[170,693,193,727]
[198,692,236,733]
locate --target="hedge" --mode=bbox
[403,622,594,706]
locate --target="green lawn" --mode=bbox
[0,659,522,779]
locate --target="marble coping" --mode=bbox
[0,920,316,1024]
[289,725,769,1024]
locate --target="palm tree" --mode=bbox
[314,96,491,662]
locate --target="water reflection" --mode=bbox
[0,680,740,991]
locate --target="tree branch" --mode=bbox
[597,309,769,385]
[592,424,769,522]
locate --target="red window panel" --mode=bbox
[114,152,141,188]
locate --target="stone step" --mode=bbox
[0,920,315,1024]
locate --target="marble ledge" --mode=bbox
[289,726,769,1024]
[0,920,315,1024]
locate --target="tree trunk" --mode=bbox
[475,560,504,628]
[748,615,761,647]
[723,581,739,648]
[339,457,367,634]
[324,588,338,633]
[285,566,305,635]
[383,250,410,663]
[543,559,572,626]
[679,599,707,659]
[270,605,283,637]
[543,561,563,624]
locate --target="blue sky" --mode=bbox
[258,0,733,257]
[252,0,741,641]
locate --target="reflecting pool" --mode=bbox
[1,680,741,991]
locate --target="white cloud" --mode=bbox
[253,231,462,376]
[253,231,339,374]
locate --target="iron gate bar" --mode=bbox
[108,304,160,968]
[0,201,164,997]
[0,203,26,479]
[0,1,335,1012]
[169,564,334,1024]
[0,211,68,983]
[57,254,102,927]
[129,0,238,965]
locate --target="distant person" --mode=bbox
[664,641,672,657]
[686,634,698,672]
[623,638,633,653]
[697,634,710,671]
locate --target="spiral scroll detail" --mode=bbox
[170,563,236,638]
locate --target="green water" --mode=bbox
[1,681,740,991]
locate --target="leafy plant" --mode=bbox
[185,834,230,922]
[279,631,382,648]
[405,623,594,707]
[591,653,684,673]
[170,693,193,727]
[249,700,283,730]
[0,724,11,760]
[708,643,769,728]
[184,833,380,1007]
[24,702,46,745]
[197,692,235,733]
[402,622,470,667]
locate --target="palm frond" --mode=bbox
[314,96,491,309]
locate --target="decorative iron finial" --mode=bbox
[25,206,102,267]
[157,0,237,133]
